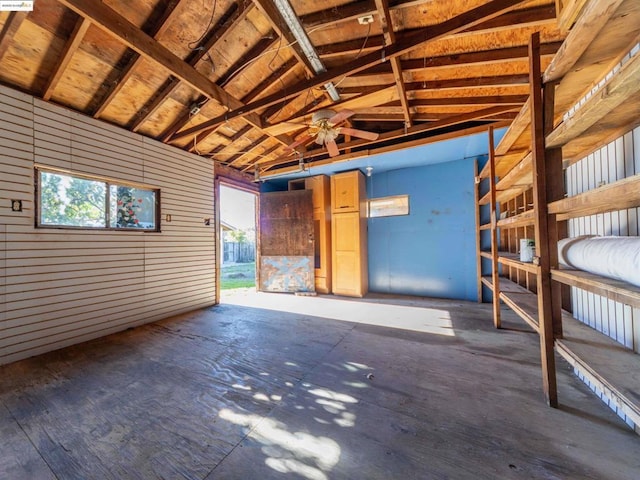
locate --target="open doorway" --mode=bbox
[219,184,257,297]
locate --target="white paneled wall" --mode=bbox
[0,85,217,366]
[565,126,640,427]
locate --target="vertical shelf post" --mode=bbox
[474,159,483,303]
[529,32,558,408]
[543,80,565,339]
[488,126,501,328]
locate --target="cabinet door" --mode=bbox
[306,175,329,211]
[331,172,360,212]
[332,211,363,296]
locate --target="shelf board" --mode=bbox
[498,252,538,274]
[547,45,640,152]
[493,277,540,333]
[497,209,535,228]
[556,316,640,427]
[479,152,533,205]
[551,268,640,308]
[495,97,531,157]
[548,174,640,219]
[480,276,493,289]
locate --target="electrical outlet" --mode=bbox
[358,15,374,25]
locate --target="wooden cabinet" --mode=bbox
[331,171,361,212]
[331,171,368,297]
[289,175,332,293]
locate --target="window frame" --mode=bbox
[35,167,161,232]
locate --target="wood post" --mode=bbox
[488,126,501,328]
[529,32,558,407]
[474,160,483,303]
[543,80,565,339]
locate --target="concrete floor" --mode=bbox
[1,291,639,479]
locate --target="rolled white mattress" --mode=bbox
[558,235,640,287]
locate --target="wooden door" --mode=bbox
[259,190,315,292]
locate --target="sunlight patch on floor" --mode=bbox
[219,408,341,480]
[223,290,455,336]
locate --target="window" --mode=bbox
[368,195,409,218]
[37,169,159,231]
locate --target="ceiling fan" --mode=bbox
[285,109,379,157]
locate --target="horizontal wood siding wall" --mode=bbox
[565,126,640,427]
[0,85,216,366]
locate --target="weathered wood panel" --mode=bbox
[0,84,216,366]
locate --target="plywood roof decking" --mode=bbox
[0,0,565,175]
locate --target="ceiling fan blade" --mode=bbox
[325,139,340,157]
[285,134,313,152]
[328,109,354,126]
[339,127,379,141]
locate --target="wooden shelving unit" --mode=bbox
[476,0,640,424]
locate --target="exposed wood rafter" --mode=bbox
[93,0,184,118]
[56,0,296,148]
[131,1,254,133]
[42,16,91,101]
[0,11,28,61]
[172,0,528,141]
[374,0,412,127]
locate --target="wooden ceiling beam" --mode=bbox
[253,1,550,139]
[335,74,527,97]
[42,16,91,101]
[189,124,253,154]
[300,0,431,29]
[318,37,383,59]
[350,112,450,122]
[240,144,281,172]
[228,135,271,166]
[461,4,556,36]
[404,74,529,91]
[404,42,562,72]
[170,0,529,141]
[353,44,554,76]
[93,0,185,118]
[406,95,528,106]
[56,0,271,139]
[177,37,281,148]
[186,59,300,151]
[130,1,254,132]
[263,88,328,125]
[317,5,556,59]
[243,58,299,103]
[300,0,377,29]
[374,0,412,127]
[161,37,279,142]
[0,11,28,61]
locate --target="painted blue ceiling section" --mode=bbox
[261,127,506,190]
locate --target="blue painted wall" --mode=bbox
[259,129,506,301]
[367,157,480,301]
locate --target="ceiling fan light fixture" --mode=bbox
[311,109,337,124]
